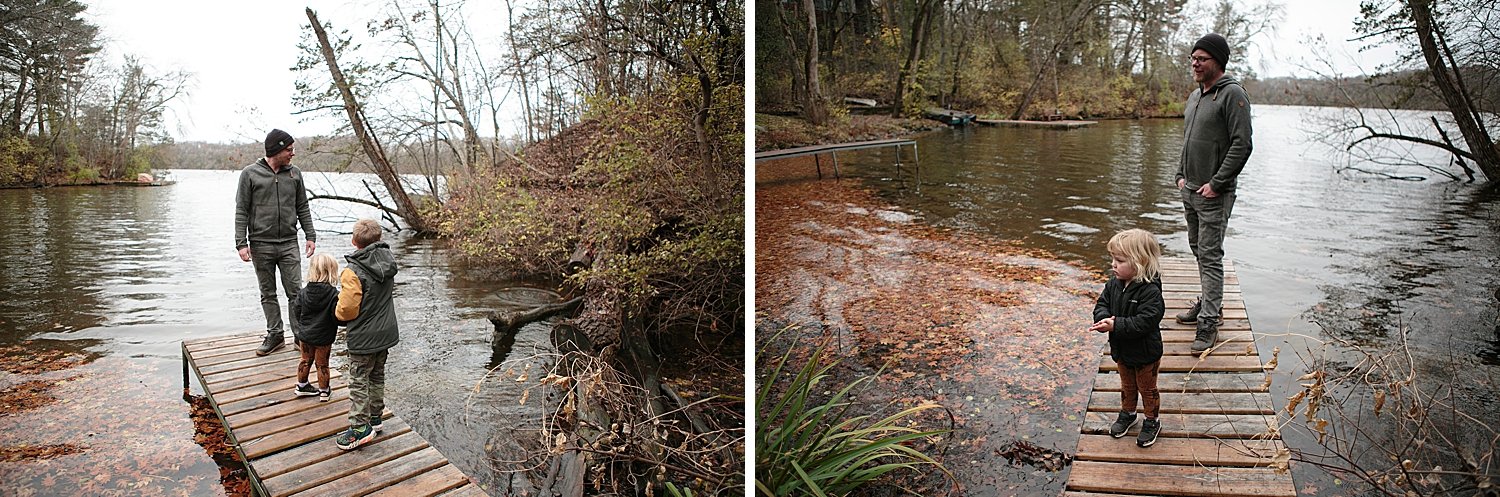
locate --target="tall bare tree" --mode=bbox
[800,0,828,124]
[373,1,492,172]
[1408,0,1499,181]
[893,0,941,117]
[1341,0,1500,183]
[304,8,432,233]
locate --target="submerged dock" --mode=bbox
[183,332,486,497]
[977,118,1097,129]
[1064,257,1295,497]
[754,138,917,180]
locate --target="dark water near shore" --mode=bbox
[0,169,552,495]
[840,104,1500,494]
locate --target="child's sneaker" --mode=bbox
[1108,410,1138,438]
[318,389,330,402]
[1136,418,1160,448]
[370,417,383,434]
[335,424,376,450]
[293,383,319,397]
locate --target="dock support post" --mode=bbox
[831,151,841,179]
[895,144,903,180]
[814,154,823,179]
[181,343,189,392]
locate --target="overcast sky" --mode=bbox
[1249,0,1403,79]
[84,0,1402,144]
[84,1,361,144]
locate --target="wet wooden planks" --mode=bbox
[1065,258,1294,497]
[183,332,484,497]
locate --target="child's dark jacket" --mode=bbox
[1093,276,1165,367]
[294,282,340,346]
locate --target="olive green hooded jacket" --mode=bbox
[336,241,400,355]
[234,158,316,249]
[1176,75,1254,193]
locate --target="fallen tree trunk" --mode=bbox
[487,297,584,335]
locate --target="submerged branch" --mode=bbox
[487,297,584,335]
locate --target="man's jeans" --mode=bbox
[1182,188,1236,326]
[347,351,388,428]
[250,241,302,337]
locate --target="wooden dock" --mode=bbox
[976,118,1097,129]
[182,332,486,497]
[1065,257,1295,497]
[754,138,918,180]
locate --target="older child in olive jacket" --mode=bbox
[1089,229,1166,448]
[333,219,400,450]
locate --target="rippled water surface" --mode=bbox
[841,104,1500,492]
[0,169,549,495]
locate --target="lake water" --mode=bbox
[841,104,1500,493]
[0,169,553,495]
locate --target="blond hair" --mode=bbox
[306,253,339,284]
[352,219,381,248]
[1107,229,1162,283]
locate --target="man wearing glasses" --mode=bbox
[1174,33,1253,353]
[235,129,317,355]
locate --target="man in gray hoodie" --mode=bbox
[235,129,317,355]
[1174,33,1252,352]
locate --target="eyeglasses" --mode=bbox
[1189,55,1213,64]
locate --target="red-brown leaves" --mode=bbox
[0,443,86,462]
[756,170,1106,494]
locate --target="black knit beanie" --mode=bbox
[1193,33,1231,68]
[264,129,294,157]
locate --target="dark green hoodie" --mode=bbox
[336,241,399,355]
[234,158,316,249]
[1176,75,1253,194]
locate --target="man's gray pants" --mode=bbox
[347,350,388,428]
[250,241,302,337]
[1182,188,1236,326]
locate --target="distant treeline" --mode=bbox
[1247,67,1500,111]
[159,134,490,175]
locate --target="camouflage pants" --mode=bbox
[346,350,387,428]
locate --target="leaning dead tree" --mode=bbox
[1330,0,1500,183]
[304,8,432,233]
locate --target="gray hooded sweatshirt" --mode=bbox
[1176,74,1253,194]
[234,158,316,249]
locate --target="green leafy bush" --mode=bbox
[67,166,99,184]
[0,136,43,186]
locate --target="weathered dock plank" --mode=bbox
[1065,257,1294,495]
[1075,434,1286,467]
[1092,372,1270,393]
[183,332,484,496]
[1069,461,1295,496]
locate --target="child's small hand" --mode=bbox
[1088,317,1115,333]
